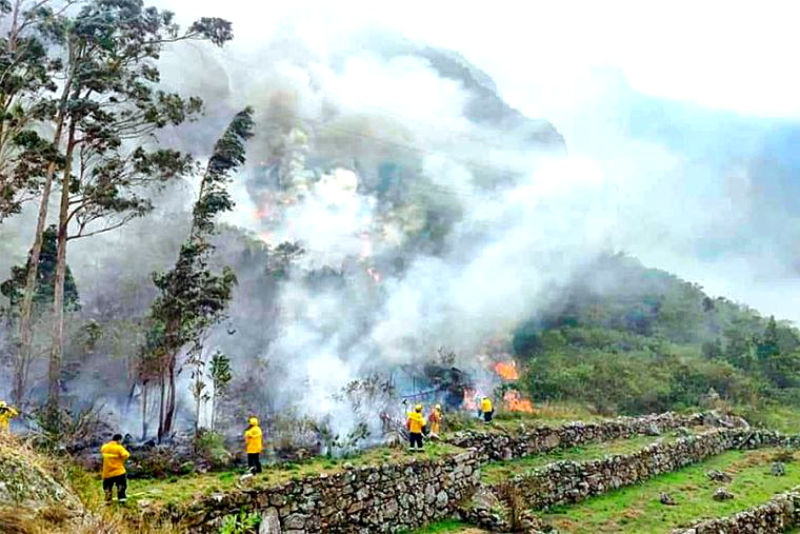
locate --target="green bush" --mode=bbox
[194,429,232,469]
[219,509,261,534]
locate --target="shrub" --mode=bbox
[219,509,261,534]
[194,429,232,470]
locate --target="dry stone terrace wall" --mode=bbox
[500,429,799,511]
[672,487,800,534]
[445,411,747,462]
[147,413,793,533]
[158,450,481,533]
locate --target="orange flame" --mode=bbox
[494,360,519,380]
[503,389,534,413]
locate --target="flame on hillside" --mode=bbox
[494,360,519,380]
[503,389,534,413]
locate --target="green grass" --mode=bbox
[71,441,461,512]
[539,447,800,533]
[448,402,606,435]
[738,404,800,434]
[481,434,679,484]
[409,519,485,533]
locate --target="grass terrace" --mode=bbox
[70,441,462,512]
[481,433,678,484]
[409,519,486,533]
[538,447,800,533]
[448,402,607,434]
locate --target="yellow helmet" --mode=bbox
[248,417,258,426]
[415,404,423,412]
[435,404,441,410]
[0,401,6,409]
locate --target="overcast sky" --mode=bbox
[155,0,800,321]
[162,0,800,118]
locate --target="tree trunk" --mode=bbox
[210,391,216,432]
[15,150,63,406]
[15,47,75,406]
[157,372,165,443]
[141,381,148,441]
[161,354,177,439]
[195,380,201,436]
[46,128,76,427]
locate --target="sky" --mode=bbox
[155,0,800,322]
[162,0,800,118]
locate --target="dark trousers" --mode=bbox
[483,410,494,422]
[247,453,262,473]
[409,432,423,448]
[103,474,127,502]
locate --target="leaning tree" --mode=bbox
[143,108,254,441]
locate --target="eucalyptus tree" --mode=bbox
[146,108,254,441]
[9,0,232,427]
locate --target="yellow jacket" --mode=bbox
[428,409,442,433]
[407,411,425,434]
[245,424,263,454]
[481,398,493,413]
[0,405,19,430]
[100,441,130,479]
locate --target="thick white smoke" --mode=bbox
[2,1,796,441]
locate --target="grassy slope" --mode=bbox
[539,448,800,533]
[71,441,461,511]
[447,402,604,435]
[410,520,485,533]
[68,404,604,512]
[740,404,800,434]
[481,434,677,484]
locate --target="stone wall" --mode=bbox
[143,413,796,534]
[445,411,747,462]
[153,450,481,533]
[672,488,800,534]
[500,429,797,510]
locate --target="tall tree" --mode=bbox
[2,0,72,411]
[14,0,233,428]
[145,107,254,441]
[0,0,64,221]
[208,350,231,431]
[1,225,79,403]
[756,315,780,361]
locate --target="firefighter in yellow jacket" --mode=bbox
[0,401,19,432]
[406,404,426,450]
[244,417,263,474]
[481,396,494,423]
[101,434,130,503]
[428,404,442,436]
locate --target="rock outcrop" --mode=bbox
[0,433,95,533]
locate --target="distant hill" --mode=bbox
[512,253,800,419]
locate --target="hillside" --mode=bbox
[512,253,800,427]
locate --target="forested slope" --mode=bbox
[513,253,800,427]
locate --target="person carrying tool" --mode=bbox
[406,404,426,450]
[428,404,443,436]
[0,401,19,432]
[101,433,130,503]
[244,416,263,474]
[481,396,494,423]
